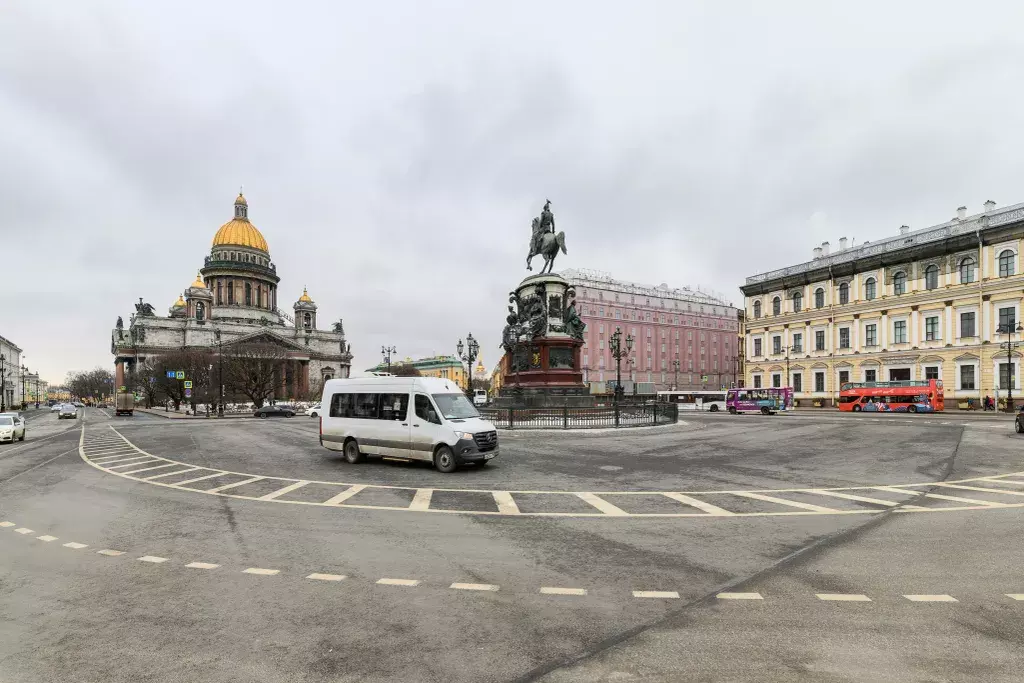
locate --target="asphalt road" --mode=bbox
[2,407,1023,682]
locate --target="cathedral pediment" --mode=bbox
[223,329,308,352]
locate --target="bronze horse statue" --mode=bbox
[526,217,568,274]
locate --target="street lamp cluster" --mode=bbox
[999,322,1024,412]
[609,328,634,403]
[457,334,479,394]
[381,345,396,374]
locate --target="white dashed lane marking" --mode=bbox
[1006,594,1024,601]
[63,542,88,549]
[633,590,680,599]
[186,562,220,570]
[307,573,346,582]
[242,567,280,576]
[903,594,958,602]
[36,535,58,542]
[377,578,420,587]
[138,555,169,563]
[540,587,587,596]
[77,427,1024,519]
[816,593,871,601]
[14,528,33,534]
[96,549,124,556]
[450,583,499,592]
[0,521,14,528]
[717,592,764,600]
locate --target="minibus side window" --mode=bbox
[353,393,379,419]
[380,393,409,421]
[330,393,354,418]
[414,395,439,423]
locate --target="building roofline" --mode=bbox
[0,335,23,354]
[561,268,734,308]
[745,201,1024,288]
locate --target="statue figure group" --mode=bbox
[134,298,155,317]
[526,200,568,274]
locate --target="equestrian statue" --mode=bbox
[526,200,567,274]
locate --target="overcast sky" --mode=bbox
[4,1,1024,383]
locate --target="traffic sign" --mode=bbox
[119,385,126,392]
[175,371,185,380]
[166,371,176,379]
[184,388,192,398]
[701,375,709,382]
[183,381,193,389]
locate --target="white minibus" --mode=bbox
[319,377,499,473]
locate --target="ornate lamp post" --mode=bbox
[0,353,8,412]
[214,329,225,417]
[609,329,634,404]
[672,359,680,391]
[381,345,396,374]
[457,334,479,394]
[999,322,1024,412]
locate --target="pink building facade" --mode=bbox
[563,269,740,391]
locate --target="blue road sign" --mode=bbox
[166,371,176,379]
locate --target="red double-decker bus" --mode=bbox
[838,380,944,413]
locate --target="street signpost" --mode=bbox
[166,371,176,379]
[175,371,185,380]
[185,388,192,398]
[184,381,193,389]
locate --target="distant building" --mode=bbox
[367,355,469,386]
[740,200,1024,406]
[561,269,740,390]
[0,334,23,408]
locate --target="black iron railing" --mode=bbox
[479,403,678,429]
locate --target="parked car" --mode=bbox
[305,403,322,418]
[50,404,62,413]
[0,414,26,442]
[1015,406,1024,433]
[254,404,296,419]
[73,402,84,408]
[58,404,78,419]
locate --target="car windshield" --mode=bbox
[0,417,13,426]
[430,393,480,420]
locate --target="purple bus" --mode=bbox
[726,387,793,415]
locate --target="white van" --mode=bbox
[319,376,499,473]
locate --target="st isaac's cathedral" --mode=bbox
[111,193,352,398]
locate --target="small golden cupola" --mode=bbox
[294,287,317,330]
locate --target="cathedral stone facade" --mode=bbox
[111,193,352,400]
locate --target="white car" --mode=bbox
[50,404,62,413]
[305,403,322,418]
[0,414,25,443]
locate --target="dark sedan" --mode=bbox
[254,404,296,418]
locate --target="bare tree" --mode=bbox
[224,343,287,408]
[154,349,214,410]
[66,368,116,404]
[389,363,422,377]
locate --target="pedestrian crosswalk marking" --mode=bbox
[729,492,838,513]
[662,492,735,515]
[576,492,628,516]
[259,480,309,501]
[323,484,366,506]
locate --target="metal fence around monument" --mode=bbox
[479,402,678,430]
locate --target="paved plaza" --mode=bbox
[2,408,1024,682]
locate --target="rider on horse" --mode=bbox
[527,200,556,271]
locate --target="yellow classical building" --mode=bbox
[741,201,1024,407]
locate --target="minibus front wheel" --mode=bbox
[434,445,458,473]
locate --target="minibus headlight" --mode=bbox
[454,431,474,441]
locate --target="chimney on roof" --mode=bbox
[957,206,967,220]
[821,241,830,256]
[839,237,848,251]
[813,246,823,259]
[985,199,997,213]
[899,225,910,235]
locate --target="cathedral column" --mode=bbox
[299,361,309,397]
[115,361,125,391]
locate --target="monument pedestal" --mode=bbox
[496,272,591,407]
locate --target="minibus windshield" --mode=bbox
[431,393,480,420]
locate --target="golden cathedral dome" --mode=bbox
[172,295,186,308]
[191,272,206,288]
[211,192,269,253]
[298,287,313,303]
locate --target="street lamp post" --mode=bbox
[0,353,8,412]
[999,322,1024,412]
[214,330,224,417]
[672,359,680,391]
[609,328,634,404]
[21,365,28,409]
[381,345,396,374]
[457,334,479,394]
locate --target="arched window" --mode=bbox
[999,250,1015,277]
[195,302,205,321]
[256,286,262,308]
[216,280,222,305]
[925,265,939,290]
[864,278,876,301]
[230,253,235,261]
[814,288,825,309]
[303,312,312,329]
[792,291,802,312]
[838,282,849,305]
[772,297,781,316]
[227,279,234,304]
[244,282,252,306]
[959,257,976,284]
[753,300,761,319]
[893,271,906,295]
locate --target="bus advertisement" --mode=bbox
[838,380,944,413]
[726,387,792,415]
